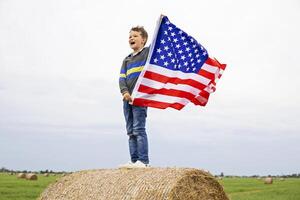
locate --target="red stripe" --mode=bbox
[205,57,226,70]
[198,69,215,80]
[138,84,196,102]
[191,90,210,106]
[143,71,207,90]
[133,98,184,110]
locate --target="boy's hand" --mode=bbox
[123,92,133,102]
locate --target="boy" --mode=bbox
[119,26,150,168]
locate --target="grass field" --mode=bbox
[220,177,300,200]
[0,173,300,200]
[0,173,58,200]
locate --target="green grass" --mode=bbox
[219,177,300,200]
[0,173,300,200]
[0,173,59,200]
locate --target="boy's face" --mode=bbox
[129,31,146,52]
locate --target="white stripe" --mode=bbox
[146,64,211,85]
[201,63,219,74]
[141,78,200,96]
[135,91,190,105]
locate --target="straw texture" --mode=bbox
[39,168,228,200]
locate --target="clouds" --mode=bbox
[0,0,300,175]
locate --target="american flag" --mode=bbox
[131,16,226,110]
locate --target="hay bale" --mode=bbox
[39,168,228,200]
[44,173,49,177]
[26,173,38,180]
[264,177,273,184]
[17,173,26,179]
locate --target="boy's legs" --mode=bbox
[123,101,138,163]
[132,105,149,164]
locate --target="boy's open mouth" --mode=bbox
[130,41,135,45]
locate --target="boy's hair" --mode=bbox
[130,26,148,46]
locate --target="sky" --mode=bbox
[0,0,299,176]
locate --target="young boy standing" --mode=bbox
[119,26,150,168]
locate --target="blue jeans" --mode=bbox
[123,101,149,164]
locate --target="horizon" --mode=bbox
[1,0,299,176]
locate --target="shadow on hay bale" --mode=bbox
[26,173,38,180]
[17,173,26,179]
[264,177,273,184]
[39,168,229,200]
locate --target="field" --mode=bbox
[220,177,300,200]
[0,173,300,200]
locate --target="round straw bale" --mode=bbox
[17,173,26,179]
[26,173,38,180]
[39,168,229,200]
[44,173,49,177]
[264,177,273,184]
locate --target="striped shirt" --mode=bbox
[119,47,149,95]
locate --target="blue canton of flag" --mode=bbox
[150,17,209,74]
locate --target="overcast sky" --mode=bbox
[1,0,299,176]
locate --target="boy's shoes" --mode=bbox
[131,160,149,168]
[119,160,149,169]
[118,161,135,169]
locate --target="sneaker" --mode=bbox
[118,161,135,169]
[131,160,149,168]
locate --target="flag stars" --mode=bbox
[149,18,209,75]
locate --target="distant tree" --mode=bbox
[220,172,224,177]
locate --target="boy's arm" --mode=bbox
[119,60,132,101]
